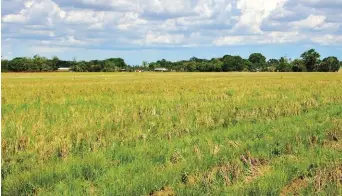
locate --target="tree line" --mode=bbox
[1,49,341,72]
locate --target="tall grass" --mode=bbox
[2,72,342,195]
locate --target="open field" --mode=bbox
[2,72,342,195]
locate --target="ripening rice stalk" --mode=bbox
[1,72,342,195]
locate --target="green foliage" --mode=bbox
[223,55,245,72]
[1,59,10,72]
[266,59,279,72]
[300,49,320,72]
[276,57,292,72]
[248,53,267,71]
[3,55,60,72]
[8,57,32,72]
[318,56,340,72]
[291,59,307,72]
[1,49,340,72]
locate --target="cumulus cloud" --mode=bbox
[139,31,185,45]
[311,34,342,45]
[213,31,303,46]
[234,0,288,33]
[300,0,342,7]
[290,14,339,30]
[1,0,342,60]
[2,0,66,25]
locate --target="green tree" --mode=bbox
[266,59,279,72]
[72,61,88,72]
[105,58,126,69]
[142,61,149,70]
[33,55,49,71]
[223,55,245,72]
[210,58,223,72]
[149,62,156,71]
[318,56,340,72]
[291,59,306,72]
[276,57,292,72]
[185,61,197,72]
[1,59,10,72]
[50,56,60,70]
[102,61,117,72]
[9,57,33,72]
[300,49,320,72]
[248,53,266,71]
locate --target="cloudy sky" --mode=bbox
[2,0,342,64]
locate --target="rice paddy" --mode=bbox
[1,72,342,195]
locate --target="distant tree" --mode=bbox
[300,49,320,72]
[267,59,279,65]
[185,61,197,72]
[50,56,60,70]
[248,53,266,71]
[266,59,279,72]
[210,58,223,72]
[276,57,292,72]
[149,62,156,71]
[197,61,210,72]
[190,57,198,62]
[171,61,183,71]
[72,61,87,72]
[157,59,173,69]
[9,57,33,72]
[102,61,117,72]
[318,56,340,72]
[291,59,306,72]
[1,59,9,72]
[90,64,102,72]
[58,60,73,68]
[222,55,233,71]
[33,55,50,71]
[223,55,245,72]
[3,48,337,72]
[244,59,253,72]
[142,61,149,69]
[105,58,126,69]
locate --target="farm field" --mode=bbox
[1,72,342,195]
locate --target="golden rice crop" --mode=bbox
[2,72,342,195]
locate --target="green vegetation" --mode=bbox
[2,72,342,195]
[1,49,341,72]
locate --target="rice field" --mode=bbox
[1,72,342,195]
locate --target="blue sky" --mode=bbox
[2,0,342,65]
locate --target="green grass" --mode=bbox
[2,72,342,195]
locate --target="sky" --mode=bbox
[1,0,342,65]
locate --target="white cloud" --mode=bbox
[300,0,342,6]
[213,36,245,46]
[30,45,69,54]
[290,14,339,30]
[234,0,288,33]
[1,0,342,60]
[2,13,27,23]
[143,31,185,45]
[117,12,148,30]
[213,31,304,45]
[311,34,342,45]
[2,0,66,25]
[19,29,55,37]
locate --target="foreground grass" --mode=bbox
[2,72,342,195]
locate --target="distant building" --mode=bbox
[154,68,168,72]
[58,67,71,72]
[120,69,126,72]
